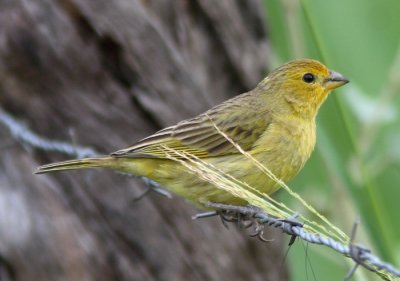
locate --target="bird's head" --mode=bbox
[259,59,349,119]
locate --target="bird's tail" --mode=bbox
[35,156,116,174]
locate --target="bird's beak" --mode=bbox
[324,70,349,90]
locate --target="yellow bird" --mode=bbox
[36,59,348,208]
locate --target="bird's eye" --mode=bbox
[302,73,315,83]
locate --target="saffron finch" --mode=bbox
[36,59,349,208]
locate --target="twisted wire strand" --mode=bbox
[0,107,98,158]
[206,203,400,280]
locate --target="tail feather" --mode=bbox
[35,156,115,174]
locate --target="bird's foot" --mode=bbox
[194,202,273,241]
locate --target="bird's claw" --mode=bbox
[249,221,274,242]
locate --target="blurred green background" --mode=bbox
[263,0,400,280]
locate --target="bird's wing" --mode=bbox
[111,94,270,159]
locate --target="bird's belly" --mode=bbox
[147,148,308,208]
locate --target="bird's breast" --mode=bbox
[253,118,316,183]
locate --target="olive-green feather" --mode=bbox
[111,92,271,159]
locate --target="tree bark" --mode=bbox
[0,0,288,280]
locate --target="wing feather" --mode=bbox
[111,92,270,159]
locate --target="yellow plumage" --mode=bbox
[36,59,348,208]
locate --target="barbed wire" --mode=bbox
[198,202,400,281]
[1,106,399,280]
[0,107,99,158]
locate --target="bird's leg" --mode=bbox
[219,209,254,229]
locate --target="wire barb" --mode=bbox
[345,220,377,280]
[277,213,302,246]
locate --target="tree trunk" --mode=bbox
[0,0,288,280]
